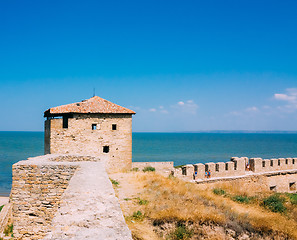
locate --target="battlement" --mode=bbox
[179,157,297,180]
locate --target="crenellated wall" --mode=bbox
[177,157,297,193]
[179,157,297,180]
[180,157,247,180]
[249,157,297,173]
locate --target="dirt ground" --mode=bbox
[109,172,161,240]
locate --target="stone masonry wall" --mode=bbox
[178,156,297,193]
[249,157,297,173]
[195,170,297,193]
[45,114,132,172]
[180,157,297,180]
[11,156,78,239]
[180,157,246,180]
[11,154,132,240]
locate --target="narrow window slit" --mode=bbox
[103,146,109,153]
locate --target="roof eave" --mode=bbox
[44,110,135,117]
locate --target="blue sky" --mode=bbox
[0,0,297,132]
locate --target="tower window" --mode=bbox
[112,124,117,130]
[92,124,97,130]
[270,185,276,191]
[63,116,68,129]
[103,146,109,153]
[289,182,296,191]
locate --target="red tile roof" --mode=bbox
[44,96,136,116]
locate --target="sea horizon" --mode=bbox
[2,130,297,133]
[1,131,297,196]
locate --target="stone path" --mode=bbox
[44,162,132,240]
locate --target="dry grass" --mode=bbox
[114,172,297,239]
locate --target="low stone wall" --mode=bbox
[179,157,297,181]
[179,157,246,180]
[11,154,132,240]
[250,157,297,173]
[132,161,174,171]
[46,154,100,162]
[177,156,297,193]
[195,170,297,193]
[11,158,78,239]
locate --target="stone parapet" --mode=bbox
[175,156,297,181]
[11,157,78,239]
[11,154,131,240]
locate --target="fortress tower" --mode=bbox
[44,96,135,171]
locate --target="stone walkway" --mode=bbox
[44,162,132,240]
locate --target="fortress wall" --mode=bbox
[44,120,50,154]
[45,114,132,172]
[181,157,246,179]
[11,154,132,240]
[48,154,100,162]
[11,156,78,240]
[196,171,297,193]
[193,163,205,179]
[250,157,297,173]
[231,157,246,175]
[196,175,269,193]
[179,157,297,181]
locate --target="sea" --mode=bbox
[1,131,297,196]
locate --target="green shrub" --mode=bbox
[138,198,149,205]
[132,211,144,221]
[169,223,193,240]
[287,193,297,205]
[0,205,4,212]
[4,223,13,236]
[262,194,286,213]
[213,188,226,196]
[143,166,155,172]
[232,195,251,204]
[131,167,139,172]
[110,178,119,186]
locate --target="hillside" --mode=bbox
[110,171,297,240]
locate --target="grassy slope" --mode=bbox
[113,172,297,240]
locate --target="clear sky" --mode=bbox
[1,0,297,132]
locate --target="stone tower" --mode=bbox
[44,96,135,171]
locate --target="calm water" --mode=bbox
[1,131,297,195]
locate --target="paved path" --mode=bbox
[44,162,132,240]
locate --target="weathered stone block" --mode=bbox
[249,158,263,173]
